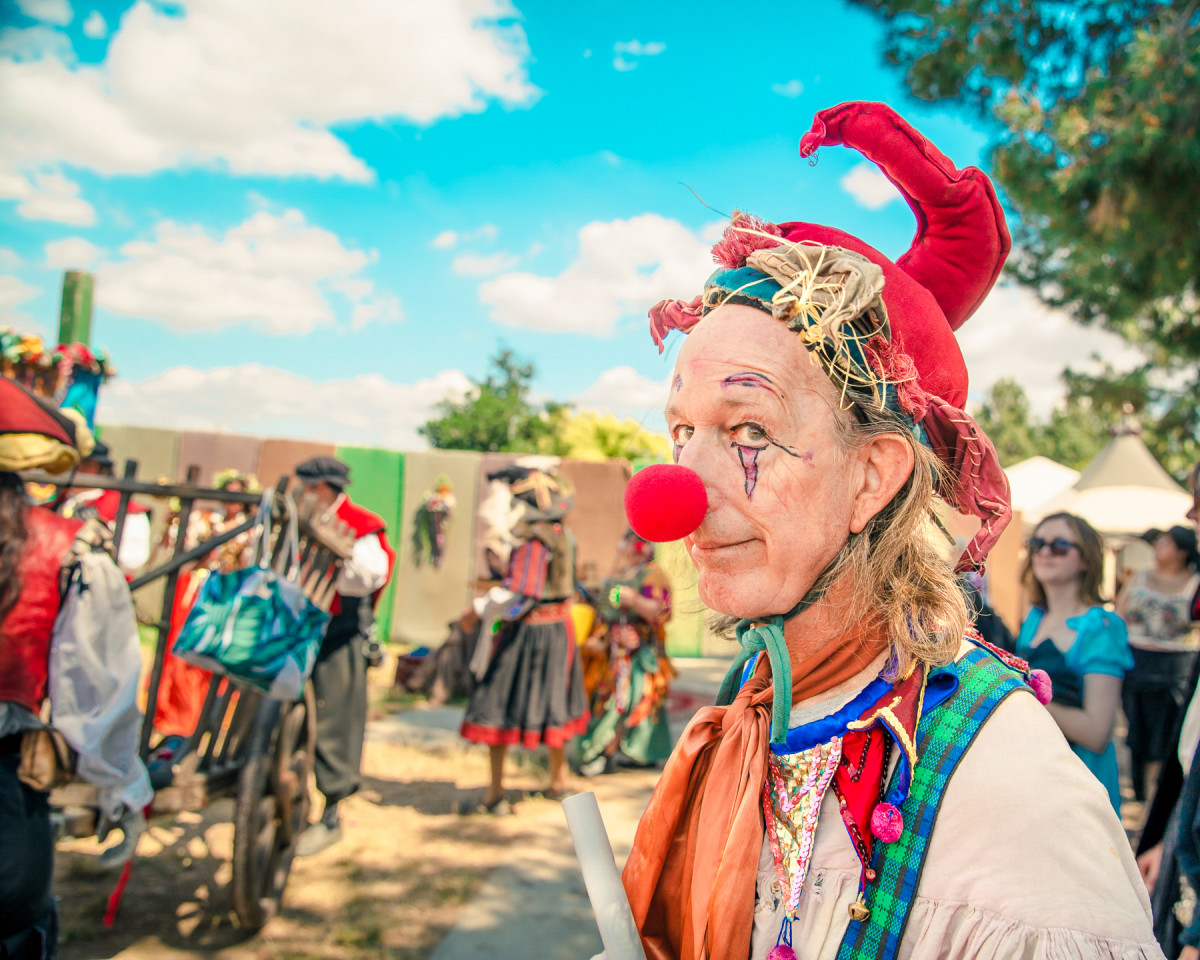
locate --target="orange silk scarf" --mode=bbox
[622,626,889,960]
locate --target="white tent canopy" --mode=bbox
[1005,455,1080,519]
[1027,419,1192,536]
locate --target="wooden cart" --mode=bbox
[28,462,354,930]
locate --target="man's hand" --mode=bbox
[1178,945,1198,960]
[1137,843,1163,892]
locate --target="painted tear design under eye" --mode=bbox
[735,444,760,499]
[672,444,682,464]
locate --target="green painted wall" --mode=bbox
[335,445,405,641]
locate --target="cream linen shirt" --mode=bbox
[750,647,1164,960]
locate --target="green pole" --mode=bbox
[58,271,94,346]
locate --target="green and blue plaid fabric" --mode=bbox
[836,646,1025,959]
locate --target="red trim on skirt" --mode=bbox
[460,710,590,750]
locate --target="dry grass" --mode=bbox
[54,736,569,960]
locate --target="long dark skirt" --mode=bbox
[1125,648,1199,798]
[0,746,56,955]
[460,609,588,750]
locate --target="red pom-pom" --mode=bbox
[766,948,797,960]
[870,802,903,843]
[624,464,708,543]
[1029,669,1053,705]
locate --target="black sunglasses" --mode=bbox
[1029,536,1079,557]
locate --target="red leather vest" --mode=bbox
[0,507,82,713]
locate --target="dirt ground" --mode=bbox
[54,734,577,960]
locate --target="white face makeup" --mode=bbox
[665,304,864,619]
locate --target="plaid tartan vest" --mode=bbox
[835,646,1027,959]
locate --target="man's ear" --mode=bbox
[849,434,915,534]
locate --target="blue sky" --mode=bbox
[0,0,1137,448]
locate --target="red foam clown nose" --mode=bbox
[624,464,708,543]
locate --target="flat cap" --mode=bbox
[295,455,351,489]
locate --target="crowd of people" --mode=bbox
[3,99,1200,960]
[0,380,398,956]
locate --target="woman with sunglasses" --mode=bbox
[1016,512,1133,814]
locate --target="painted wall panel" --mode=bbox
[335,445,405,641]
[255,439,336,492]
[176,431,263,488]
[392,450,481,646]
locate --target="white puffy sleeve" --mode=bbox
[336,531,390,598]
[48,551,153,820]
[116,513,152,575]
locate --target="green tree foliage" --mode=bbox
[976,378,1109,470]
[850,0,1200,478]
[975,379,1040,465]
[419,348,569,453]
[554,411,671,462]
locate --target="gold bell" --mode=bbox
[848,896,871,923]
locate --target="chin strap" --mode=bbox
[715,615,791,745]
[714,533,859,744]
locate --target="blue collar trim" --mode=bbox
[771,675,894,756]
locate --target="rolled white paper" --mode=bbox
[562,791,648,960]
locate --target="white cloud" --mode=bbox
[16,0,72,26]
[95,208,400,335]
[0,0,538,189]
[349,290,403,330]
[0,248,23,269]
[574,366,671,424]
[771,79,804,98]
[0,274,40,328]
[0,24,73,61]
[0,275,39,310]
[614,40,665,57]
[840,162,898,210]
[2,170,97,225]
[82,11,108,39]
[613,39,665,71]
[451,251,519,276]
[97,364,473,450]
[478,214,712,336]
[430,223,499,251]
[598,150,621,166]
[960,283,1143,418]
[44,236,99,269]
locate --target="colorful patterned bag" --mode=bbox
[174,492,329,701]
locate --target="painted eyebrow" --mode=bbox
[721,372,775,388]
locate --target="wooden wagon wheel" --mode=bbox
[230,685,317,931]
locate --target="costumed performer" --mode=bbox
[60,440,152,577]
[617,101,1160,959]
[459,465,589,814]
[0,379,152,959]
[577,528,675,776]
[1135,461,1200,959]
[1015,512,1132,816]
[1117,524,1200,803]
[294,456,396,856]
